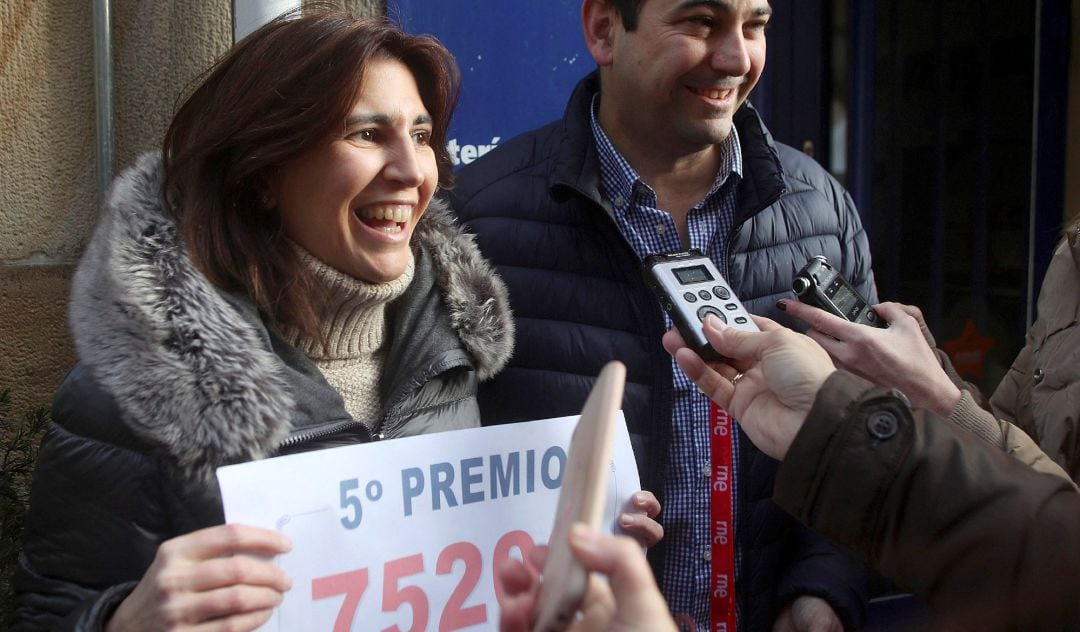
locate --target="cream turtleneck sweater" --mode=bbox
[283,247,415,428]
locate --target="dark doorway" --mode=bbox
[758,0,1069,395]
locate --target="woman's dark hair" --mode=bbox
[162,7,460,336]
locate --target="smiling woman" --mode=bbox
[275,57,438,284]
[163,8,460,339]
[11,8,514,632]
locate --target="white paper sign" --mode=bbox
[217,414,641,631]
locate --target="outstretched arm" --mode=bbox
[663,315,1080,628]
[777,299,961,417]
[780,299,1072,482]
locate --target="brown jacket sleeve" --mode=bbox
[774,371,1080,631]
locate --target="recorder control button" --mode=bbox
[735,317,748,324]
[697,306,726,324]
[698,290,712,301]
[713,286,731,300]
[683,292,698,303]
[725,303,739,311]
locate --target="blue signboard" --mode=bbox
[388,1,590,167]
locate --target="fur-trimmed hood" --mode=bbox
[68,152,513,480]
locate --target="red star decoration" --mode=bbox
[943,319,996,381]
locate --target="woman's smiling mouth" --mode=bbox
[355,204,412,233]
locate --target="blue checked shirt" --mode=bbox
[590,98,744,631]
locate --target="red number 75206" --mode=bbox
[311,530,537,632]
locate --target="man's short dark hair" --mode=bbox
[611,0,644,30]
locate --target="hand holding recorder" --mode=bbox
[642,249,759,361]
[662,315,836,461]
[789,256,962,416]
[779,298,963,418]
[792,256,887,328]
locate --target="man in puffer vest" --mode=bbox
[448,1,876,630]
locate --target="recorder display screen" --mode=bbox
[673,264,714,285]
[826,279,866,320]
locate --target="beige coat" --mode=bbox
[990,221,1080,483]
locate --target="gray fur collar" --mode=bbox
[70,152,513,481]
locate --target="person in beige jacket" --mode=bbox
[989,219,1080,481]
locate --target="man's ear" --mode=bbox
[581,0,617,67]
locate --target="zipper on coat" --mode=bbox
[278,419,372,450]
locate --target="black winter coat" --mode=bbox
[448,72,876,630]
[13,153,514,631]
